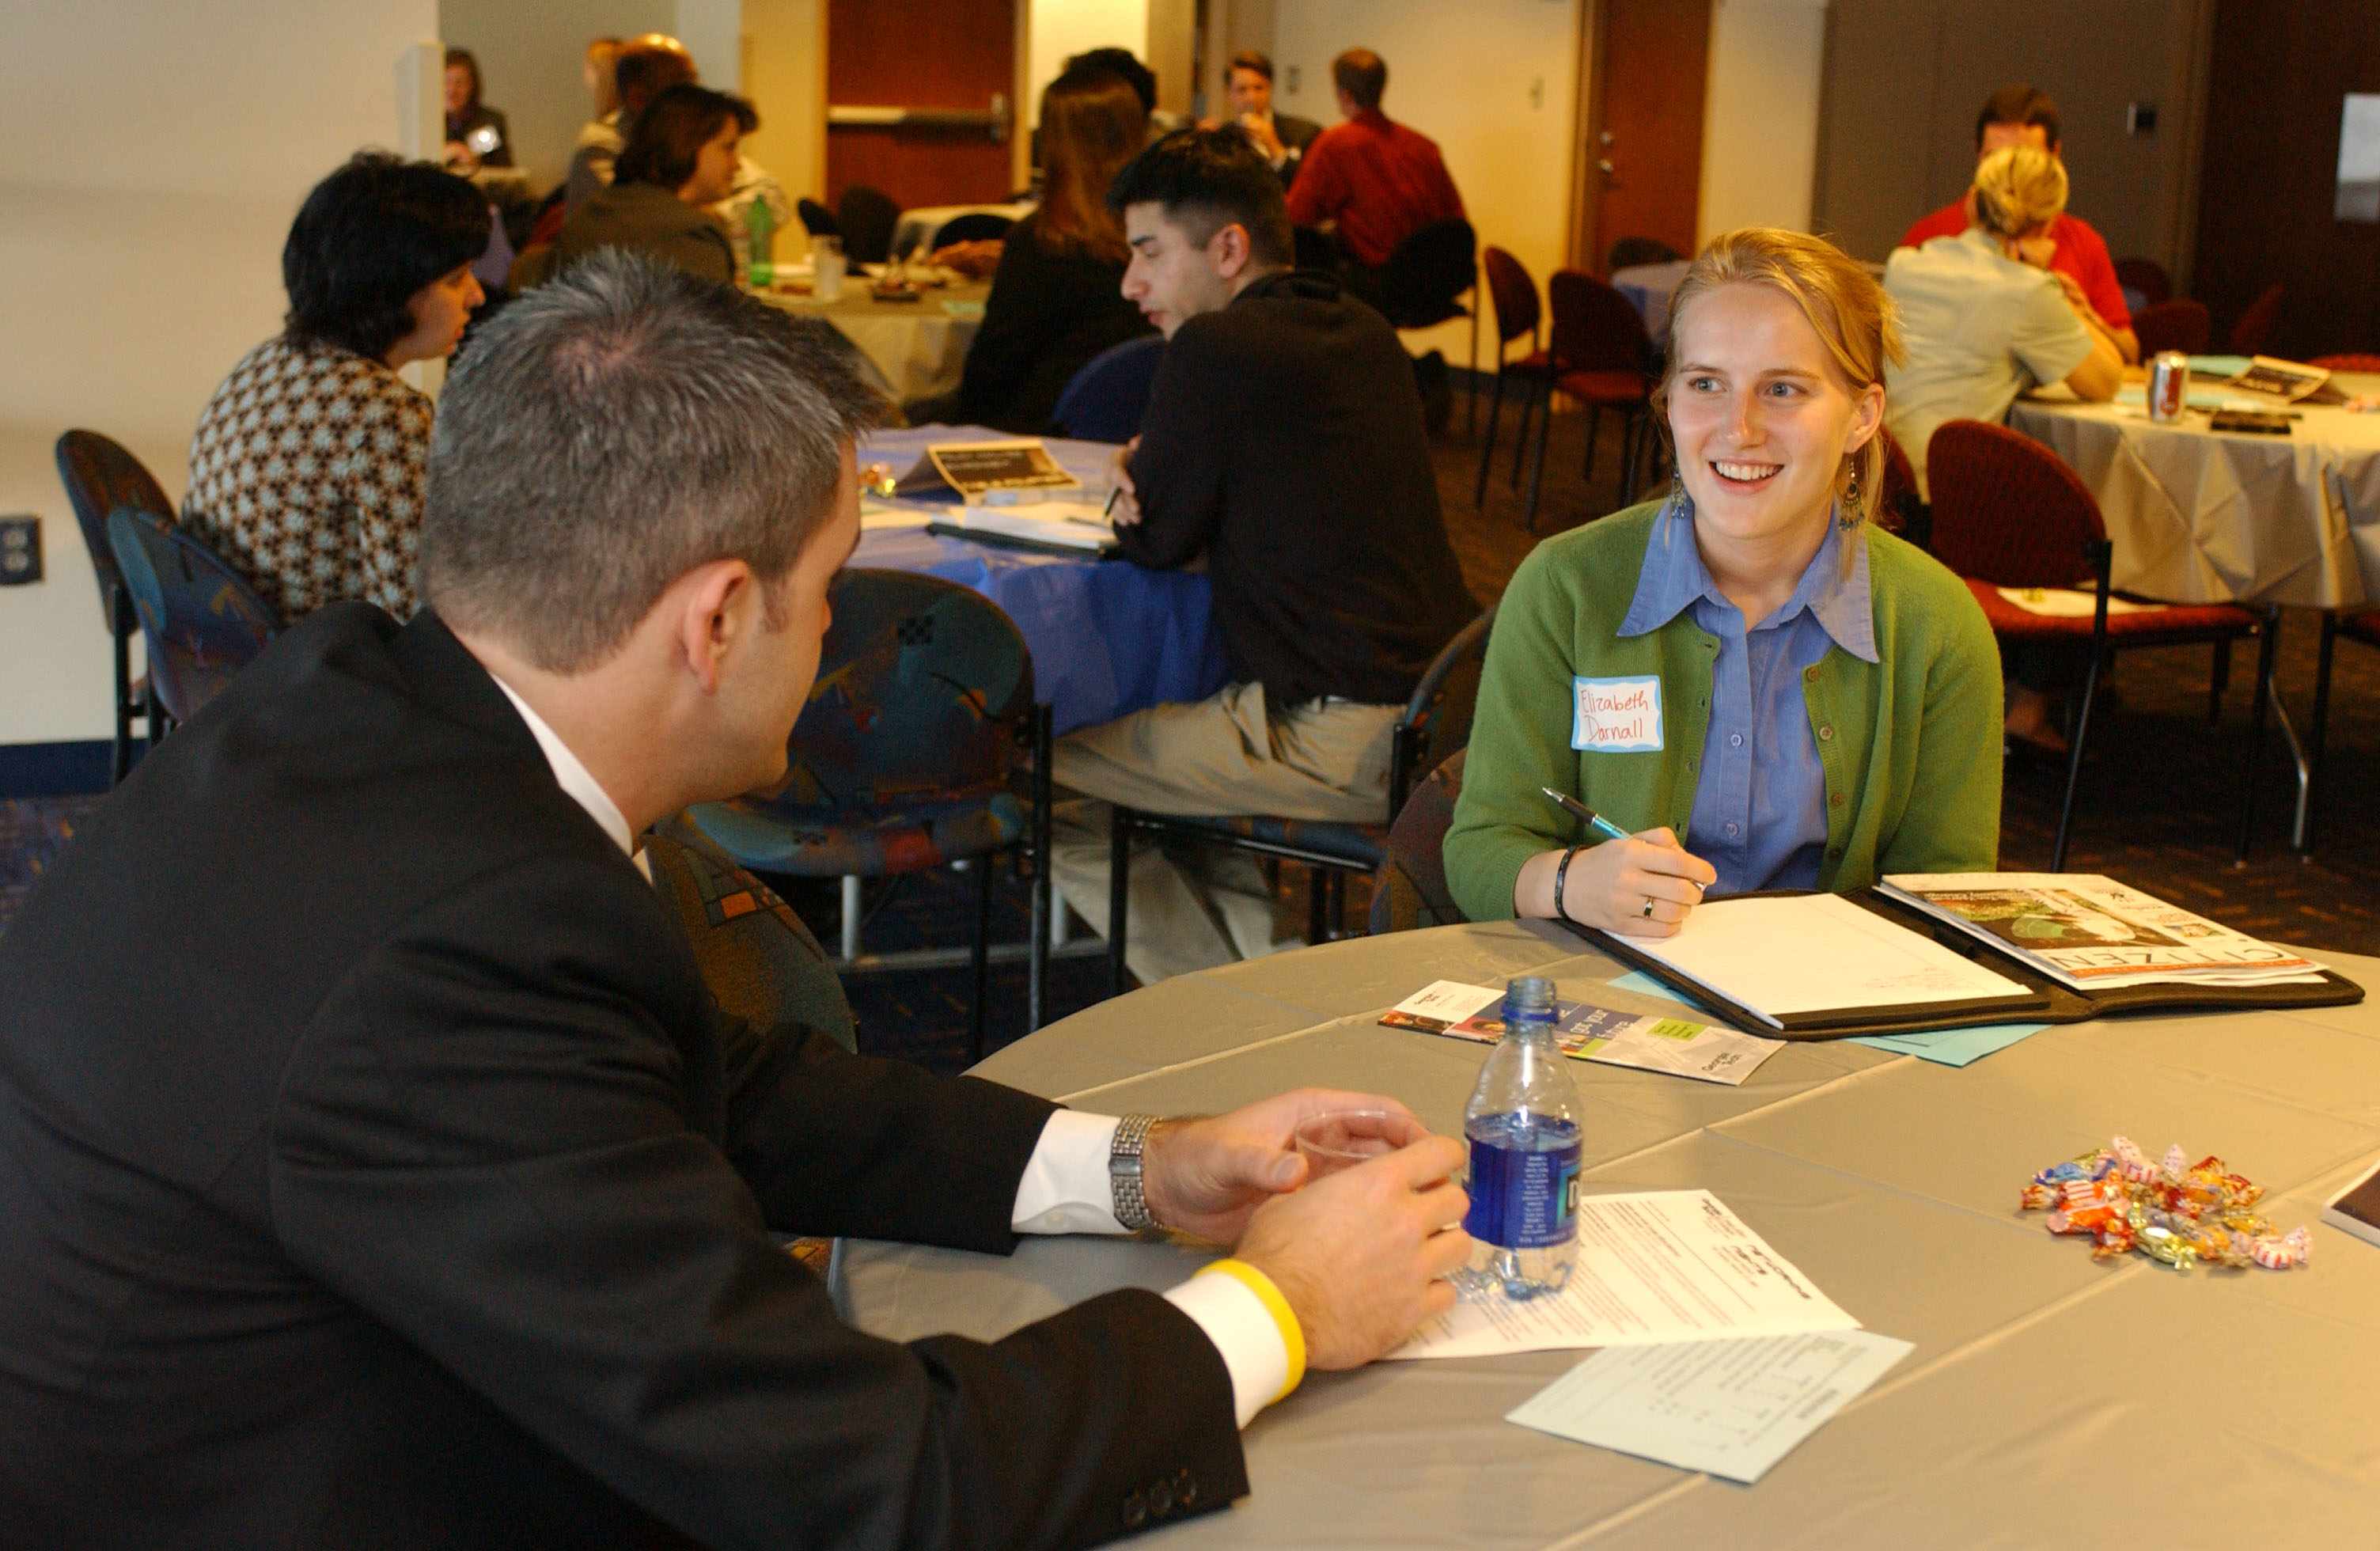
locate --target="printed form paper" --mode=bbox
[1506,1329,1915,1483]
[1389,1190,1858,1359]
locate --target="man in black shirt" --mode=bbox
[1051,129,1475,983]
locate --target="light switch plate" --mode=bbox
[0,515,40,586]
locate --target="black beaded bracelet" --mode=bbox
[1552,844,1586,923]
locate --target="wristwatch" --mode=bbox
[1109,1113,1160,1231]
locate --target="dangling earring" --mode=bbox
[1666,467,1686,517]
[1839,462,1862,530]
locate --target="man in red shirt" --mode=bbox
[1285,48,1464,274]
[1901,85,2139,364]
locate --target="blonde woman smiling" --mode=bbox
[1444,228,2002,937]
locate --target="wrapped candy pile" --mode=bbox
[2018,1136,2311,1272]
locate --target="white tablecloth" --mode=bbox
[754,279,991,403]
[841,920,2380,1547]
[2008,374,2380,607]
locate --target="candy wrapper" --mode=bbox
[2018,1137,2310,1273]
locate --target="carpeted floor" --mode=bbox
[6,390,2376,1075]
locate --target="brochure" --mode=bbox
[1380,980,1785,1086]
[892,439,1080,500]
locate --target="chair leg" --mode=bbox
[1108,806,1133,999]
[2236,610,2280,864]
[1465,293,1481,437]
[839,874,862,962]
[1510,378,1540,491]
[1619,411,1645,506]
[1582,405,1601,484]
[1474,372,1507,509]
[1306,864,1329,945]
[968,855,993,1063]
[2050,647,2105,872]
[111,596,135,787]
[1027,703,1052,1033]
[2209,637,2232,722]
[2307,612,2340,852]
[1329,869,1348,939]
[1523,389,1554,533]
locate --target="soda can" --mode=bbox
[2147,351,2190,423]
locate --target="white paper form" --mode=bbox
[1625,893,2030,1028]
[1389,1191,1859,1359]
[1506,1329,1915,1483]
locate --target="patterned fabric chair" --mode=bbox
[646,818,858,1053]
[685,570,1051,1055]
[55,432,177,783]
[1109,607,1496,995]
[1051,335,1165,443]
[103,509,282,726]
[1926,420,2274,869]
[1367,749,1471,935]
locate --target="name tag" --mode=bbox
[1572,675,1663,752]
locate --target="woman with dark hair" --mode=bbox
[953,66,1157,433]
[552,82,755,287]
[183,154,487,622]
[442,47,512,171]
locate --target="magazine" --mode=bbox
[1379,980,1785,1086]
[1877,874,2323,992]
[2225,355,2329,403]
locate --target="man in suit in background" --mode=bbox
[0,252,1470,1549]
[1208,50,1322,188]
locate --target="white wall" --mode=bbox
[740,0,828,207]
[1698,0,1829,241]
[0,0,440,749]
[1026,0,1151,128]
[1272,0,1582,362]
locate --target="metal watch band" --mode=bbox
[1109,1113,1159,1231]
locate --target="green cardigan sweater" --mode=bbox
[1445,502,2003,922]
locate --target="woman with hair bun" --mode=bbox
[1445,228,2003,937]
[184,153,489,622]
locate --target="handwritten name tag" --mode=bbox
[1572,675,1663,752]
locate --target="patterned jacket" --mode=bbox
[184,334,430,621]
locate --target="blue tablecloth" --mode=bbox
[852,426,1226,736]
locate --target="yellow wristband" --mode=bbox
[1195,1257,1306,1403]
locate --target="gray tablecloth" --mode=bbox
[841,921,2380,1546]
[755,279,990,402]
[2008,375,2380,607]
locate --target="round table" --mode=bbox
[2007,373,2380,609]
[755,277,991,403]
[839,920,2380,1546]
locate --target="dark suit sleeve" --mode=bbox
[1116,324,1228,570]
[268,854,1245,1549]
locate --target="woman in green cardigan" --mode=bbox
[1445,228,2002,938]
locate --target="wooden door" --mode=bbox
[1578,0,1709,273]
[2192,0,2380,358]
[826,0,1018,209]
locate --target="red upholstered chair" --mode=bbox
[1534,268,1656,529]
[1925,420,2276,869]
[1875,426,1923,545]
[2227,283,2284,355]
[2132,300,2211,358]
[2309,354,2380,374]
[2113,257,2171,307]
[1473,247,1556,509]
[2308,609,2380,849]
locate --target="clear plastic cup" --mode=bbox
[813,235,845,302]
[1294,1109,1402,1178]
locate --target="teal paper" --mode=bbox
[1605,971,2048,1067]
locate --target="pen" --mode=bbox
[1540,787,1629,842]
[1102,486,1121,518]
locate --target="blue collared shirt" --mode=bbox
[1616,502,1878,894]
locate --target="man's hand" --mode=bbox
[1239,112,1287,164]
[1139,1087,1429,1243]
[1234,1137,1472,1369]
[1105,436,1143,526]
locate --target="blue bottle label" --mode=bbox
[1464,1122,1582,1250]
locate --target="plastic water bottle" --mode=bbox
[745,198,775,288]
[1461,976,1582,1299]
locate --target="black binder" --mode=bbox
[1564,889,2366,1041]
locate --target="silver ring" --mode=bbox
[1641,897,1655,920]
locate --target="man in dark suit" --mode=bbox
[1212,51,1321,188]
[0,253,1470,1549]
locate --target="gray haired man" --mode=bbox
[0,252,1469,1548]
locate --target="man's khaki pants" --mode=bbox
[1049,682,1398,984]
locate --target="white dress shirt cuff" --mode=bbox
[1010,1109,1126,1235]
[1163,1270,1294,1428]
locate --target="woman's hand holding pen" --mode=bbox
[1552,829,1717,939]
